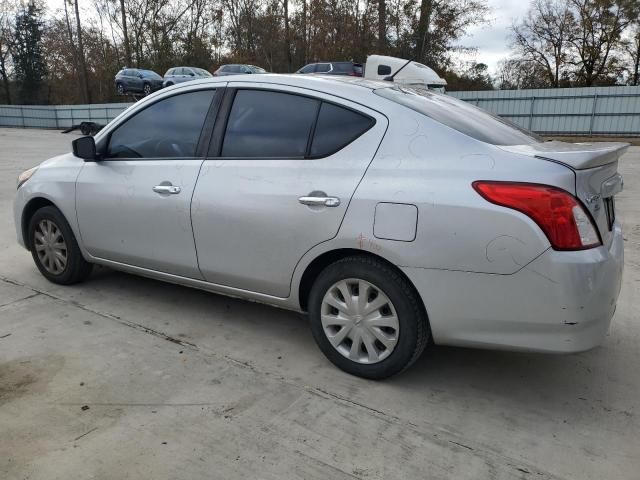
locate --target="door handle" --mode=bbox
[153,184,181,195]
[298,195,341,207]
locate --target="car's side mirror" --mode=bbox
[138,74,143,78]
[72,136,98,161]
[189,72,195,76]
[378,65,392,76]
[245,70,252,74]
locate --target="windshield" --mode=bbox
[375,87,542,146]
[194,68,212,77]
[142,70,162,80]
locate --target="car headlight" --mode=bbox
[17,166,38,189]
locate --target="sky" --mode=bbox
[456,0,530,74]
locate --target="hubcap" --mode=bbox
[321,278,399,364]
[34,219,68,275]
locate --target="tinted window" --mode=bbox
[310,103,373,157]
[316,63,331,73]
[227,65,240,73]
[299,64,315,74]
[333,63,352,73]
[375,87,542,146]
[221,90,319,157]
[107,90,216,158]
[377,65,391,75]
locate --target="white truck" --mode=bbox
[364,55,447,93]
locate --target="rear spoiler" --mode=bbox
[499,141,629,170]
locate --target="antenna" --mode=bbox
[384,59,413,82]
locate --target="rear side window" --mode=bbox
[222,90,319,157]
[310,103,374,157]
[107,90,216,158]
[316,64,331,73]
[375,87,541,146]
[333,63,352,73]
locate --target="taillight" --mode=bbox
[472,181,601,251]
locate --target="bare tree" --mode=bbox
[567,0,638,86]
[626,23,640,85]
[512,0,574,87]
[0,0,15,103]
[73,0,91,102]
[377,0,386,51]
[119,0,131,65]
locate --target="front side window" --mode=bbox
[107,90,216,159]
[310,103,374,157]
[316,63,331,73]
[375,87,541,146]
[221,90,319,157]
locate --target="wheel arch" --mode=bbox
[297,248,427,317]
[21,197,58,250]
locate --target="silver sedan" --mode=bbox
[13,75,625,378]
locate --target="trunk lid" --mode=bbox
[499,141,627,248]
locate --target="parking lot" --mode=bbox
[1,127,639,479]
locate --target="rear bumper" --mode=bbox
[403,222,624,353]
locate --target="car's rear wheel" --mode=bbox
[308,256,429,379]
[116,83,124,95]
[143,83,151,96]
[28,206,92,285]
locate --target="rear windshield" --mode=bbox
[375,87,542,146]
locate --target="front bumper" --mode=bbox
[403,222,624,353]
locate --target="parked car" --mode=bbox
[114,68,164,96]
[15,75,625,379]
[163,67,212,87]
[213,64,267,76]
[295,61,363,76]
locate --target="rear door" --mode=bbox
[76,87,222,278]
[191,84,388,297]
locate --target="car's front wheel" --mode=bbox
[308,256,430,379]
[143,83,152,96]
[28,206,92,285]
[116,83,124,95]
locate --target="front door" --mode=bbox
[191,84,387,297]
[76,88,219,278]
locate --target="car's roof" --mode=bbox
[170,73,390,94]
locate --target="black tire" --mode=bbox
[116,83,125,95]
[308,256,430,379]
[28,206,92,285]
[143,83,151,96]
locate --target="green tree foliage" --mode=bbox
[12,2,47,103]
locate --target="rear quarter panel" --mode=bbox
[335,105,577,274]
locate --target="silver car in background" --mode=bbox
[163,67,212,87]
[14,75,625,379]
